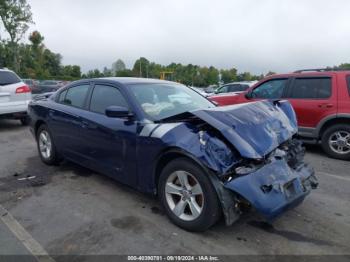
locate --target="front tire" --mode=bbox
[36,124,61,165]
[158,158,221,232]
[321,124,350,160]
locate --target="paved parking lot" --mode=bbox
[0,119,349,257]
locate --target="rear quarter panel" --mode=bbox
[28,100,51,136]
[337,73,350,115]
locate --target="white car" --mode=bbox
[213,81,258,95]
[0,68,31,125]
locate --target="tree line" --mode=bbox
[1,0,349,86]
[85,57,272,86]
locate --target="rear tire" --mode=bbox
[158,158,221,232]
[321,124,350,160]
[36,124,61,165]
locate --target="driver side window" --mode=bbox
[90,85,128,114]
[251,79,288,99]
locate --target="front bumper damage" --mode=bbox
[188,101,317,223]
[198,127,318,225]
[157,100,318,225]
[224,159,317,221]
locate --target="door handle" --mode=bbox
[318,103,333,108]
[81,120,97,129]
[81,120,89,128]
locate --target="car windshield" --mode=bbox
[128,83,215,121]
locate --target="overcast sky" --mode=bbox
[27,0,350,74]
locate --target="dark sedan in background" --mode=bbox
[26,80,66,96]
[28,78,317,231]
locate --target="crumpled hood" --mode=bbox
[190,100,298,159]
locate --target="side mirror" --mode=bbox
[105,106,133,118]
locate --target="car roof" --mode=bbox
[56,78,182,96]
[94,77,177,85]
[67,77,178,87]
[266,70,350,79]
[0,68,13,72]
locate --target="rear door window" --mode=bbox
[251,79,288,99]
[63,85,90,108]
[0,71,21,85]
[289,77,331,99]
[89,85,128,114]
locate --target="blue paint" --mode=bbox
[224,159,316,219]
[28,78,316,222]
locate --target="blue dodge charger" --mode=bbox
[28,78,318,231]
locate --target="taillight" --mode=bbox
[15,85,31,94]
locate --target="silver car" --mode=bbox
[214,81,258,95]
[0,68,31,125]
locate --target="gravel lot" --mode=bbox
[0,119,349,258]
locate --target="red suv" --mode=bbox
[209,69,350,160]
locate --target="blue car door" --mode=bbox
[48,83,92,164]
[76,83,138,187]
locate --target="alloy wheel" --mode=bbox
[165,171,204,221]
[328,130,350,155]
[38,130,52,159]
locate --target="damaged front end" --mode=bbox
[200,132,318,225]
[153,100,318,225]
[223,140,318,224]
[188,101,318,225]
